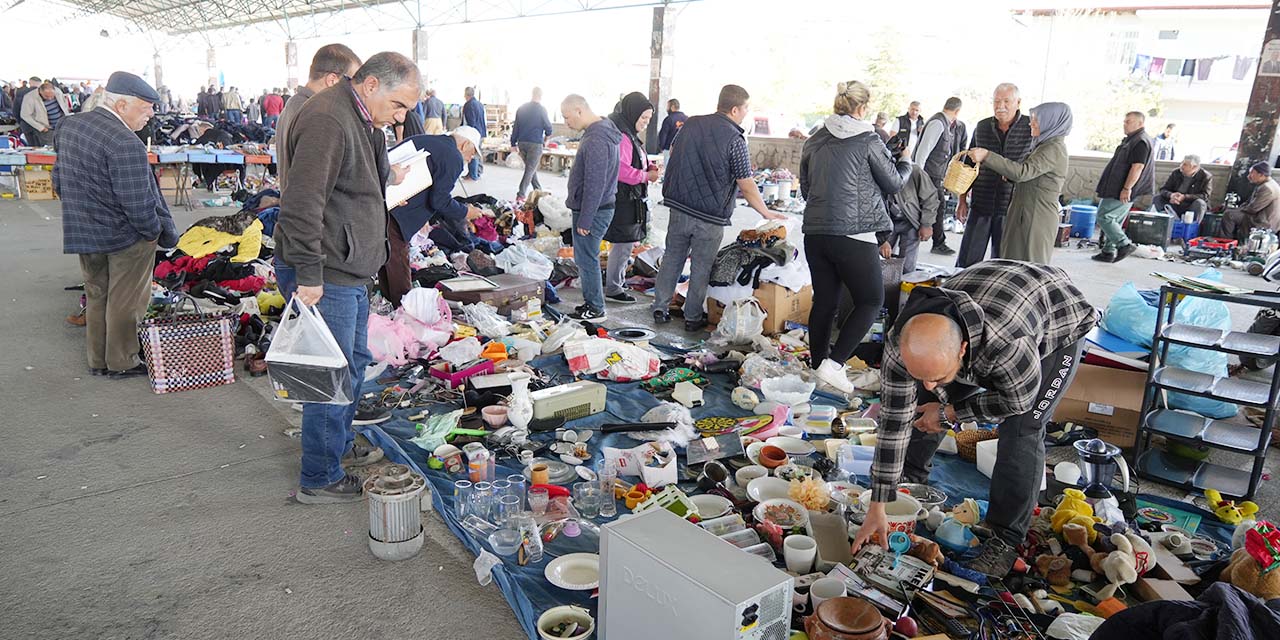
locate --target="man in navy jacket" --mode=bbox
[380,128,484,307]
[461,87,487,180]
[511,87,554,200]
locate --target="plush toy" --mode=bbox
[1051,489,1103,543]
[1095,532,1154,601]
[1035,554,1072,587]
[1204,489,1260,525]
[908,534,945,567]
[936,498,987,552]
[1220,521,1280,601]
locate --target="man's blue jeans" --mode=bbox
[467,156,483,180]
[571,208,615,312]
[226,109,242,124]
[275,263,371,489]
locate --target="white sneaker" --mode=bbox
[814,359,856,395]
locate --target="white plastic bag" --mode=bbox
[713,298,766,344]
[505,151,524,169]
[563,337,661,381]
[438,336,483,366]
[495,243,554,281]
[537,194,573,232]
[462,302,512,337]
[265,295,352,404]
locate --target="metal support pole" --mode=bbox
[206,46,218,90]
[1229,0,1280,199]
[413,28,429,88]
[285,40,299,90]
[646,4,675,148]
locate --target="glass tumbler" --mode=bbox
[492,479,512,504]
[494,494,521,525]
[573,483,602,519]
[453,480,474,520]
[472,481,494,521]
[528,486,550,516]
[506,474,527,510]
[596,461,618,518]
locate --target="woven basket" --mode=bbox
[955,428,999,463]
[942,152,980,196]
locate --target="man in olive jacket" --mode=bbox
[274,52,420,504]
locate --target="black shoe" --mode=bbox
[108,363,148,379]
[342,444,384,467]
[931,244,956,256]
[684,317,708,332]
[352,403,392,426]
[89,368,108,376]
[569,306,607,321]
[653,309,671,324]
[1114,243,1137,262]
[964,536,1018,578]
[1091,251,1117,263]
[606,291,637,304]
[296,474,364,504]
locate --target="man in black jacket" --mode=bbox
[1094,111,1156,263]
[1153,154,1212,222]
[956,83,1034,267]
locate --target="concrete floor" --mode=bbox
[1,163,1275,639]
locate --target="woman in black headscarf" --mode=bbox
[602,91,659,304]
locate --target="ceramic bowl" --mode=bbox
[537,605,595,640]
[481,405,509,428]
[736,464,769,486]
[759,445,789,469]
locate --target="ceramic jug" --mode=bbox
[507,372,534,430]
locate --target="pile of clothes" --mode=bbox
[709,223,796,288]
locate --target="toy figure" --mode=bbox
[1221,521,1280,600]
[936,498,986,552]
[1052,488,1102,542]
[1204,489,1259,525]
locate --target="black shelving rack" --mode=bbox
[1133,285,1280,500]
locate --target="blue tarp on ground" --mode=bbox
[355,353,1233,639]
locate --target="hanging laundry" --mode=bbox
[1234,56,1257,81]
[1165,59,1183,76]
[1149,57,1166,76]
[1132,54,1153,76]
[1197,58,1216,81]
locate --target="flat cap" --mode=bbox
[105,71,160,104]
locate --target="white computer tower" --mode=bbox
[599,508,794,640]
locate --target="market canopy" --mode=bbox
[55,0,698,36]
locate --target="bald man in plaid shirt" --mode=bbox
[852,260,1096,577]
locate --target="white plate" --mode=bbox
[826,481,864,505]
[746,441,766,465]
[690,494,733,519]
[766,436,817,456]
[753,498,810,529]
[545,553,600,591]
[747,476,791,503]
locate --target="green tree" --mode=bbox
[1083,77,1165,153]
[865,28,908,117]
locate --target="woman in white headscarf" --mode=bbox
[967,102,1072,264]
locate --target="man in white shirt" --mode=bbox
[887,101,924,156]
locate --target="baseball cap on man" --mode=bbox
[452,125,482,151]
[105,71,161,104]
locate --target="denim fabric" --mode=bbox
[275,262,371,489]
[467,156,483,180]
[571,207,615,312]
[225,109,242,124]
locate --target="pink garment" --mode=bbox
[472,216,500,242]
[617,134,647,186]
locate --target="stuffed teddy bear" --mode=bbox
[908,534,944,567]
[1220,520,1280,601]
[1204,489,1259,526]
[936,498,986,552]
[1035,554,1072,587]
[1095,532,1154,601]
[1051,489,1103,542]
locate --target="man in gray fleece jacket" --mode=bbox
[274,52,421,505]
[561,94,621,321]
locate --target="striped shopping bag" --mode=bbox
[138,295,237,394]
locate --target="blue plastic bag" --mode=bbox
[1101,269,1236,418]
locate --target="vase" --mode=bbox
[507,371,534,430]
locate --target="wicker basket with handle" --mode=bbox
[942,152,980,196]
[954,428,999,463]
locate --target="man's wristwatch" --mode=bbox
[938,404,955,429]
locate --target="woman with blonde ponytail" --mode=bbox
[800,80,912,394]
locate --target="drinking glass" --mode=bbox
[494,494,521,525]
[507,474,527,510]
[453,480,474,520]
[573,483,602,519]
[472,481,494,521]
[528,486,550,516]
[595,460,618,518]
[513,513,544,563]
[492,479,512,504]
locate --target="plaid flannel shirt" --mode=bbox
[870,260,1097,502]
[54,108,177,255]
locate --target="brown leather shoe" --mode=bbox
[66,313,86,327]
[246,352,268,377]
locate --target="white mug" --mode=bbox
[810,577,847,610]
[783,535,817,574]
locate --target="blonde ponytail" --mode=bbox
[833,80,870,117]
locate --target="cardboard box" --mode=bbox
[1052,363,1146,448]
[20,166,54,201]
[708,282,813,336]
[1133,577,1194,602]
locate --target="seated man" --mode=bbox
[1222,161,1280,244]
[1153,154,1212,222]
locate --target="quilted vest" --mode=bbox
[661,113,746,226]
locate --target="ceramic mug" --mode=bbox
[531,463,550,485]
[809,577,847,610]
[784,535,818,574]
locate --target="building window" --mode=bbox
[1107,30,1140,66]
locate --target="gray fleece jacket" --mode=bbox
[565,117,621,230]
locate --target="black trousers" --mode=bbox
[932,185,949,248]
[902,337,1085,546]
[956,214,1004,268]
[805,235,883,365]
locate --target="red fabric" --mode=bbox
[154,255,215,280]
[471,216,499,242]
[218,276,266,294]
[262,94,284,116]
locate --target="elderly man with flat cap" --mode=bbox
[54,71,178,378]
[851,259,1096,578]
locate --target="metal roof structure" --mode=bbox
[46,0,697,37]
